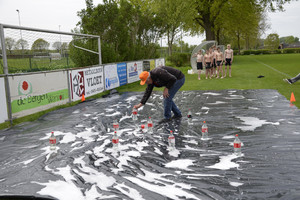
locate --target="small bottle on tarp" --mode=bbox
[168,130,175,150]
[132,108,138,121]
[147,117,153,133]
[233,134,241,155]
[201,121,208,140]
[113,119,119,131]
[141,124,145,133]
[112,131,119,149]
[49,131,56,150]
[187,109,193,125]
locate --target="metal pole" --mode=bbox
[0,24,13,125]
[16,9,23,40]
[59,25,62,56]
[98,37,102,65]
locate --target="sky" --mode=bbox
[0,0,300,46]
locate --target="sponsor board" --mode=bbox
[117,63,127,86]
[127,61,143,83]
[70,66,104,101]
[0,78,8,123]
[9,71,69,118]
[155,58,165,68]
[104,64,120,90]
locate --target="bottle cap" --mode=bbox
[170,130,173,133]
[236,134,238,136]
[114,131,117,133]
[203,121,206,123]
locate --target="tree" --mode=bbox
[52,41,62,52]
[264,33,279,49]
[15,39,29,51]
[188,0,292,41]
[31,38,50,52]
[5,37,15,54]
[280,36,299,44]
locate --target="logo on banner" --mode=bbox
[129,63,138,77]
[105,77,118,89]
[72,71,85,97]
[18,80,32,95]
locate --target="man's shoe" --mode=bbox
[171,114,182,119]
[158,118,171,124]
[283,79,292,84]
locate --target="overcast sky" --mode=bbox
[0,0,300,46]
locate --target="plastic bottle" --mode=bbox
[49,131,56,150]
[233,134,241,155]
[201,121,208,140]
[132,108,138,121]
[141,124,145,133]
[168,130,175,150]
[113,119,119,131]
[187,109,193,125]
[112,131,119,149]
[147,117,153,133]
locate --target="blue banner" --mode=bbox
[117,63,127,86]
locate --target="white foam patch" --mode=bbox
[83,114,92,117]
[248,107,259,110]
[183,139,198,145]
[206,154,239,170]
[105,111,122,117]
[224,95,245,100]
[292,132,300,135]
[183,145,205,152]
[105,108,115,112]
[154,147,163,155]
[125,169,198,199]
[207,101,226,105]
[203,92,221,96]
[168,149,180,157]
[72,109,80,114]
[75,124,84,128]
[76,127,98,143]
[222,135,235,139]
[85,185,117,199]
[125,96,138,103]
[119,114,132,122]
[230,182,243,187]
[60,132,76,144]
[236,116,280,131]
[115,182,145,200]
[201,107,210,110]
[165,159,195,171]
[0,136,5,141]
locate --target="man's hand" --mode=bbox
[163,88,169,98]
[133,103,143,109]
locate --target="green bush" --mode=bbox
[168,53,191,67]
[283,48,300,54]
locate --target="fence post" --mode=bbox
[98,37,102,65]
[0,24,13,125]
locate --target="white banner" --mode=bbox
[127,61,143,83]
[104,64,120,90]
[0,78,8,123]
[69,66,104,101]
[9,71,69,118]
[155,58,165,68]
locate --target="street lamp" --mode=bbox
[16,9,23,40]
[59,25,62,56]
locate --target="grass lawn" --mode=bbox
[117,54,300,108]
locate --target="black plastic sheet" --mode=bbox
[0,89,300,200]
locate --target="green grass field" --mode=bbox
[1,53,299,129]
[117,54,300,108]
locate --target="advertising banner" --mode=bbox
[155,58,165,68]
[104,64,120,90]
[127,61,143,83]
[117,63,127,86]
[9,71,69,118]
[0,78,8,123]
[69,66,104,101]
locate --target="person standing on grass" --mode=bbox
[212,46,218,77]
[224,44,234,77]
[192,50,204,80]
[216,47,224,79]
[133,66,185,123]
[284,73,300,84]
[204,50,212,79]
